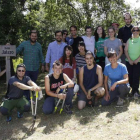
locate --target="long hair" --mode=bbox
[130,26,140,40]
[94,26,106,42]
[62,45,73,66]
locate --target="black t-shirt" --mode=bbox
[6,75,31,99]
[45,73,65,98]
[118,25,133,43]
[71,36,84,57]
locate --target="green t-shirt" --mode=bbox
[126,37,140,62]
[95,37,108,58]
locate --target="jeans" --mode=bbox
[42,88,74,114]
[101,84,130,106]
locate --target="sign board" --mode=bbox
[0,45,16,57]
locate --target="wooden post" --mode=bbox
[0,45,16,85]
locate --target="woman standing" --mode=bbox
[104,26,123,65]
[102,50,130,106]
[59,45,76,82]
[75,41,87,84]
[125,26,140,98]
[94,26,107,71]
[82,26,95,55]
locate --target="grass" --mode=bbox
[1,73,140,140]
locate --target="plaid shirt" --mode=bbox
[16,40,45,71]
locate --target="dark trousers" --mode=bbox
[101,84,130,106]
[24,70,39,101]
[126,61,140,93]
[96,56,105,71]
[42,88,74,114]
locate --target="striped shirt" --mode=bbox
[75,53,86,68]
[16,40,45,71]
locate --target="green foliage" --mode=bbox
[0,0,138,54]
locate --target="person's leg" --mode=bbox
[42,97,55,114]
[49,68,53,74]
[65,87,74,107]
[16,96,30,114]
[118,84,130,99]
[101,88,119,106]
[78,88,87,110]
[126,61,133,90]
[132,63,140,93]
[0,99,17,116]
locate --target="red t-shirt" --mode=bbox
[59,57,76,79]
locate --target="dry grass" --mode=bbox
[0,73,140,140]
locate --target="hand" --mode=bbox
[87,90,92,99]
[72,77,76,83]
[56,87,60,94]
[133,59,139,65]
[104,93,110,101]
[58,93,66,100]
[128,59,133,65]
[41,65,45,72]
[110,82,117,91]
[45,65,50,72]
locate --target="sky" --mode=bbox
[125,0,140,9]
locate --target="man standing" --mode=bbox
[68,25,84,57]
[43,60,74,114]
[45,30,67,74]
[0,64,41,122]
[16,30,45,100]
[78,51,105,110]
[118,13,133,64]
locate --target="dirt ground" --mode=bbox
[0,73,140,140]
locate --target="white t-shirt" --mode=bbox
[82,36,95,55]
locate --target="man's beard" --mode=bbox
[30,38,36,43]
[56,39,62,42]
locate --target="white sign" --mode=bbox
[0,45,16,57]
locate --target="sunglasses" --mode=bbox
[63,33,68,35]
[18,70,25,72]
[132,30,139,32]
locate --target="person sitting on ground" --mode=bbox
[78,51,105,110]
[59,45,76,82]
[0,64,41,122]
[101,50,130,106]
[43,60,74,114]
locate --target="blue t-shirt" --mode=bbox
[104,62,128,86]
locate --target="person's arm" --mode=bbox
[16,42,24,55]
[39,45,45,72]
[72,58,76,82]
[27,80,41,91]
[45,44,51,72]
[104,46,108,57]
[0,69,6,77]
[117,45,123,60]
[59,73,74,89]
[104,75,110,101]
[110,74,129,91]
[87,65,103,97]
[13,81,34,91]
[124,40,133,65]
[79,67,88,96]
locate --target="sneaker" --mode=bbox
[7,116,12,122]
[134,92,140,100]
[64,105,73,114]
[17,112,23,118]
[116,97,124,106]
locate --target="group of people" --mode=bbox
[0,12,140,122]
